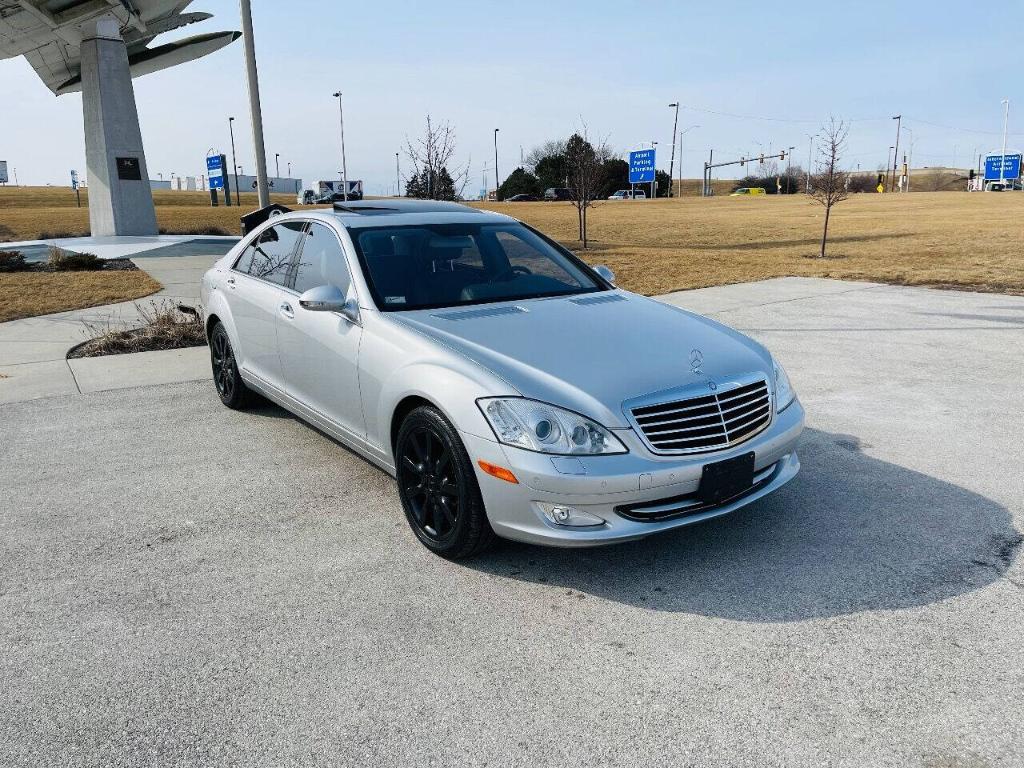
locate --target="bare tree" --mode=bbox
[808,118,850,258]
[564,129,611,249]
[404,115,470,200]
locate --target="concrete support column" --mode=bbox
[80,16,158,236]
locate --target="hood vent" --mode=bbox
[433,305,528,321]
[570,293,627,307]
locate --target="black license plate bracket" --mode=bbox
[698,452,756,505]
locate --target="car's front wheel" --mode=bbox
[395,406,495,559]
[209,322,252,410]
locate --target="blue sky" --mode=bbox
[3,0,1022,192]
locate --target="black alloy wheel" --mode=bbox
[395,406,494,559]
[210,322,251,409]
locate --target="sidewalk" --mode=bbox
[0,254,219,404]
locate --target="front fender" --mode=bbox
[376,362,507,467]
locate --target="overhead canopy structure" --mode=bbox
[0,0,239,93]
[0,1,239,236]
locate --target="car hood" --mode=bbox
[394,291,772,429]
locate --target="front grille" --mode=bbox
[630,379,771,454]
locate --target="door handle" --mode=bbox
[226,276,236,289]
[279,301,294,319]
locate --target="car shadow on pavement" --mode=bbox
[464,428,1021,621]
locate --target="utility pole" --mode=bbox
[677,125,699,197]
[890,114,901,192]
[493,128,500,200]
[667,102,679,197]
[395,152,401,197]
[887,146,894,190]
[228,116,239,206]
[806,134,815,193]
[1000,98,1010,186]
[704,148,714,196]
[333,91,349,201]
[902,126,914,192]
[239,0,270,208]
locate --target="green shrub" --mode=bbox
[47,247,103,271]
[0,250,28,272]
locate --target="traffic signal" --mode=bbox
[969,169,975,180]
[759,154,764,164]
[780,151,786,161]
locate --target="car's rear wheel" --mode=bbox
[209,322,252,410]
[395,406,495,559]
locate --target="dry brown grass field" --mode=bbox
[2,186,1022,297]
[0,270,162,323]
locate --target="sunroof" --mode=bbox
[332,200,482,215]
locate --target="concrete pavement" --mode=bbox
[0,253,217,403]
[1,277,1022,767]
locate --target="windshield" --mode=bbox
[349,222,604,311]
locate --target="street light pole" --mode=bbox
[1000,98,1010,186]
[887,146,894,191]
[667,102,680,197]
[239,0,270,208]
[395,152,401,197]
[805,134,815,193]
[493,128,500,200]
[891,115,902,192]
[275,153,279,179]
[333,91,349,201]
[787,146,795,193]
[228,116,239,206]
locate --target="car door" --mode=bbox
[277,221,365,441]
[225,221,306,393]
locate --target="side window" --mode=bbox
[293,223,351,295]
[245,222,305,286]
[233,242,255,274]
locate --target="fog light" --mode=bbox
[537,502,605,527]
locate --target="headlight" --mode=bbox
[773,358,796,412]
[478,398,627,455]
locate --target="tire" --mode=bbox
[395,405,495,559]
[209,322,253,410]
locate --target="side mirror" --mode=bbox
[593,265,616,284]
[299,284,360,324]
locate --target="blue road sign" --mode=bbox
[207,154,225,189]
[984,153,1021,181]
[629,149,656,184]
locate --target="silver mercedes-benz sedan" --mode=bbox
[201,200,804,559]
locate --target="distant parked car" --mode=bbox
[297,189,317,205]
[506,193,540,202]
[543,187,575,201]
[730,187,767,196]
[607,189,646,200]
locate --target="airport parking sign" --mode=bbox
[207,154,225,189]
[984,153,1021,181]
[629,149,656,184]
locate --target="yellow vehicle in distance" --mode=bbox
[730,187,767,196]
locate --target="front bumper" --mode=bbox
[464,398,805,547]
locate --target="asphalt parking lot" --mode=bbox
[1,278,1022,767]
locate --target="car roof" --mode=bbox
[266,200,516,231]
